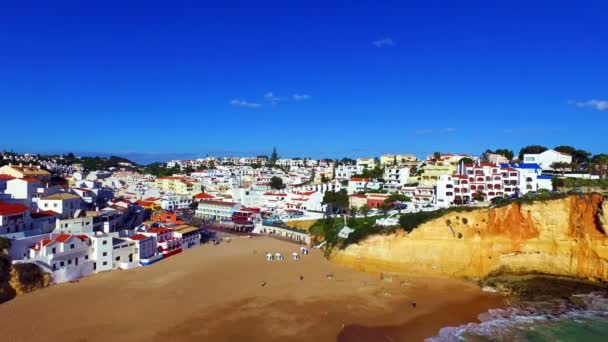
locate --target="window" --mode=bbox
[60,261,65,267]
[102,240,107,245]
[85,255,88,260]
[67,259,72,265]
[52,247,56,254]
[115,256,121,261]
[70,243,75,249]
[102,252,107,256]
[53,203,58,208]
[103,261,108,266]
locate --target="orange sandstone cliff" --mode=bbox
[332,195,608,281]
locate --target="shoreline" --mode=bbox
[0,237,505,342]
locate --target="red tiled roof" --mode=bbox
[264,192,287,196]
[0,202,28,216]
[199,200,238,207]
[147,227,173,234]
[30,210,60,219]
[130,234,150,241]
[193,192,215,199]
[30,239,53,250]
[0,175,16,181]
[351,177,369,182]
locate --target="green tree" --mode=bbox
[518,145,548,161]
[486,149,514,161]
[590,154,608,178]
[460,157,475,165]
[269,176,285,190]
[349,206,359,217]
[322,190,349,215]
[321,174,330,183]
[433,152,441,160]
[360,204,371,217]
[379,202,392,215]
[550,161,570,176]
[270,147,279,166]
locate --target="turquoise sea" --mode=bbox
[427,293,608,342]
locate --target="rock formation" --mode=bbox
[332,195,608,282]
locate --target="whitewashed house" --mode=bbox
[523,149,572,170]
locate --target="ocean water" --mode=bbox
[427,293,608,342]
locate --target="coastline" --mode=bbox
[0,237,503,342]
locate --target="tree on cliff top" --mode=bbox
[269,176,285,190]
[518,145,548,161]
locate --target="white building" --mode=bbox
[347,177,383,195]
[28,233,94,282]
[195,200,242,221]
[89,232,113,272]
[334,165,362,181]
[38,192,85,219]
[384,167,410,191]
[523,149,572,170]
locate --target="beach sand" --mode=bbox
[0,237,503,342]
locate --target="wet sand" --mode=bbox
[0,237,503,342]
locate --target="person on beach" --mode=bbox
[261,281,267,287]
[410,300,417,308]
[300,275,304,281]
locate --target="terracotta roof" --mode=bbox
[147,227,173,234]
[42,193,81,200]
[199,200,238,207]
[0,202,28,216]
[0,175,15,181]
[351,177,370,182]
[129,234,150,241]
[193,192,215,199]
[264,192,287,196]
[30,210,60,219]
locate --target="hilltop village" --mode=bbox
[0,146,606,284]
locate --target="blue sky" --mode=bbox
[1,0,607,164]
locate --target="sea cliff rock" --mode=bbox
[0,259,52,303]
[332,195,608,282]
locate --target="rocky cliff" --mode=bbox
[332,195,608,282]
[0,258,52,303]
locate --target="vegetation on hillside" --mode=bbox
[144,162,181,177]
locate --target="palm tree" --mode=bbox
[360,204,370,217]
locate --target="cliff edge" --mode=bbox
[332,194,608,282]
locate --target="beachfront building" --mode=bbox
[172,225,201,249]
[501,163,553,194]
[28,234,94,282]
[195,200,242,221]
[128,233,160,266]
[38,192,85,219]
[523,149,572,171]
[111,237,139,269]
[88,232,113,272]
[143,227,182,258]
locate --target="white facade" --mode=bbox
[334,165,362,180]
[384,167,411,189]
[89,233,114,272]
[523,149,572,170]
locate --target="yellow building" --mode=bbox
[380,154,418,167]
[0,163,50,182]
[419,162,458,186]
[154,176,202,195]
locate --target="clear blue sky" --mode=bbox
[1,0,607,164]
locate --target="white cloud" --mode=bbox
[264,91,283,104]
[230,99,260,108]
[414,128,456,135]
[373,37,396,48]
[293,93,310,101]
[570,99,608,111]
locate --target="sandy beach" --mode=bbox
[0,237,503,342]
